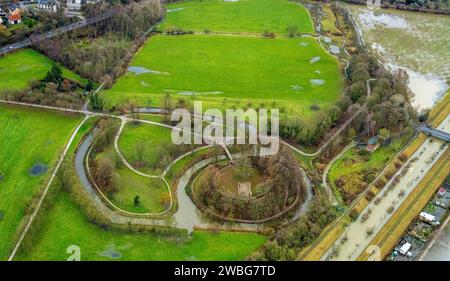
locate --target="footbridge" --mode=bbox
[418,124,450,142]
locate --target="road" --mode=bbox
[0,10,117,56]
[323,115,450,260]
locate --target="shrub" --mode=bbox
[349,209,359,221]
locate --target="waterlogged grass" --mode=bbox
[0,104,81,260]
[102,34,343,121]
[161,0,314,34]
[0,49,87,91]
[15,192,267,261]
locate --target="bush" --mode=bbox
[349,209,359,221]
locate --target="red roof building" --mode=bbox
[8,9,21,24]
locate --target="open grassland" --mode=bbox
[0,49,87,91]
[358,148,450,261]
[102,34,343,121]
[118,121,176,174]
[15,191,267,261]
[93,146,167,214]
[160,0,314,34]
[0,104,81,260]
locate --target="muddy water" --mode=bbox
[346,5,449,110]
[423,222,450,261]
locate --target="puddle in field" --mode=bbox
[176,91,223,96]
[141,81,150,87]
[128,66,169,75]
[315,70,322,74]
[322,36,332,43]
[29,163,48,176]
[167,7,184,12]
[358,11,409,30]
[0,211,3,221]
[310,79,325,86]
[299,42,309,47]
[0,174,3,181]
[329,45,340,54]
[291,85,303,91]
[310,56,321,64]
[98,245,123,259]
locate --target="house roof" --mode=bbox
[368,136,378,145]
[8,9,20,21]
[438,187,446,194]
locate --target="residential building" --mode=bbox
[8,8,20,24]
[37,0,60,12]
[66,0,99,11]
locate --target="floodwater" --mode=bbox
[346,4,450,110]
[422,222,450,261]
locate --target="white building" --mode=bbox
[399,242,412,256]
[66,0,99,11]
[37,0,60,12]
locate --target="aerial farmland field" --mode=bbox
[0,104,82,260]
[102,34,343,121]
[101,0,344,123]
[0,49,87,91]
[14,192,267,261]
[160,0,314,34]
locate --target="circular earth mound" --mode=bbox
[192,147,307,222]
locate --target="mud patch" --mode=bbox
[98,245,123,259]
[310,79,325,86]
[29,163,48,176]
[310,56,321,64]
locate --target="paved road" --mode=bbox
[324,115,450,261]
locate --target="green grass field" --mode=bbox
[94,146,167,214]
[160,0,314,34]
[112,167,167,213]
[102,34,342,120]
[118,122,174,173]
[0,49,87,91]
[15,191,267,261]
[0,104,82,260]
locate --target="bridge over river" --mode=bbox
[418,124,450,142]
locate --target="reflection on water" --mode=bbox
[423,223,450,261]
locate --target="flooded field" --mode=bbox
[346,4,450,110]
